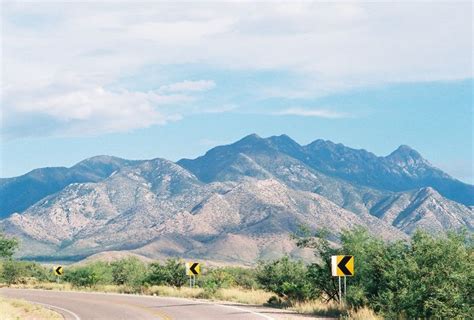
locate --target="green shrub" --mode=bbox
[199,268,234,289]
[85,261,114,284]
[295,226,474,319]
[23,262,54,282]
[146,258,187,288]
[65,267,99,287]
[220,267,259,289]
[256,256,317,304]
[0,233,18,259]
[1,259,25,285]
[111,257,147,288]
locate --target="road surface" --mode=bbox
[0,288,315,320]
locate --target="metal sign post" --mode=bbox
[54,265,64,284]
[331,255,354,305]
[186,262,201,288]
[338,276,342,304]
[344,276,347,298]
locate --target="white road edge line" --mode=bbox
[215,304,275,320]
[30,301,81,320]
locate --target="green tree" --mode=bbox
[256,256,317,304]
[65,267,99,287]
[219,267,259,290]
[111,257,147,288]
[1,259,24,285]
[146,258,187,288]
[295,226,474,318]
[293,227,340,302]
[0,233,18,258]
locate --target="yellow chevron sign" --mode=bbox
[186,262,201,276]
[331,255,354,276]
[54,265,64,276]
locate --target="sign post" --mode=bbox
[331,255,354,305]
[53,265,64,283]
[185,262,201,288]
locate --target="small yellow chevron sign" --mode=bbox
[331,255,354,276]
[54,265,64,276]
[186,262,201,276]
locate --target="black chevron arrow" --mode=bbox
[55,266,63,275]
[190,263,199,275]
[337,256,353,276]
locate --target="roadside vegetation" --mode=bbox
[1,228,472,319]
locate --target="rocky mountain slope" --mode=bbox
[179,134,474,206]
[0,134,472,263]
[0,156,141,218]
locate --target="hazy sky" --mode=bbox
[1,1,473,183]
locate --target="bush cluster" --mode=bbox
[283,227,474,318]
[1,229,472,319]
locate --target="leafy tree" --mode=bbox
[197,268,235,296]
[219,267,259,290]
[111,257,147,288]
[65,267,99,287]
[295,226,474,318]
[1,259,24,285]
[293,227,340,302]
[86,261,114,284]
[146,258,187,288]
[22,261,54,282]
[0,233,18,259]
[256,256,317,304]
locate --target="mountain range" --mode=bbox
[0,134,472,264]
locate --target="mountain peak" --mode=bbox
[394,144,416,154]
[230,133,270,150]
[387,145,425,162]
[74,155,125,166]
[267,134,300,146]
[239,133,262,142]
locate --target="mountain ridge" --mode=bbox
[0,134,472,263]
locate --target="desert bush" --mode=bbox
[199,268,234,289]
[23,262,54,282]
[0,233,18,259]
[64,266,99,287]
[86,261,114,284]
[256,256,317,304]
[220,266,259,289]
[111,257,147,288]
[1,259,25,285]
[295,226,474,319]
[146,258,187,288]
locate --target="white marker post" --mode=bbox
[338,276,342,304]
[332,255,354,305]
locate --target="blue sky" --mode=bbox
[1,2,473,183]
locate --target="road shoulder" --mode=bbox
[0,296,63,320]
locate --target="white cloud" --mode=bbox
[1,1,471,137]
[2,86,190,137]
[159,80,216,93]
[273,108,348,119]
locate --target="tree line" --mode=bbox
[1,228,472,318]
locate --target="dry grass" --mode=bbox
[145,285,203,299]
[289,300,382,319]
[290,300,343,317]
[0,297,62,320]
[216,288,272,305]
[344,307,382,320]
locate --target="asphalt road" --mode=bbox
[0,288,302,320]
